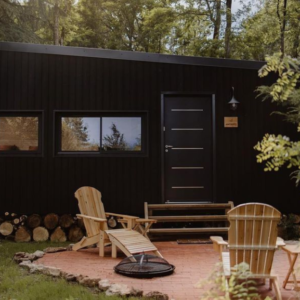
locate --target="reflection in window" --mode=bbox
[61,117,100,151]
[0,117,39,151]
[102,117,141,151]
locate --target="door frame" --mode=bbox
[160,92,216,204]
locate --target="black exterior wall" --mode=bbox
[0,42,299,216]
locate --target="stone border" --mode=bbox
[14,247,169,300]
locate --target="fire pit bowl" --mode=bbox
[114,254,175,278]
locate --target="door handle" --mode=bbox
[165,145,173,148]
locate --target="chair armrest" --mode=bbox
[210,236,228,259]
[76,214,107,222]
[210,236,228,245]
[105,212,138,219]
[276,237,286,247]
[118,218,157,224]
[135,218,157,224]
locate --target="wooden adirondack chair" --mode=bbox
[211,203,285,300]
[72,186,162,258]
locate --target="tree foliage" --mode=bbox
[103,123,127,151]
[0,0,41,42]
[254,54,300,184]
[61,117,99,151]
[197,262,270,300]
[1,0,300,60]
[236,0,300,59]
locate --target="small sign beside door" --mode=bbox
[224,117,238,128]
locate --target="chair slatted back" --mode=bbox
[227,203,281,275]
[75,186,108,237]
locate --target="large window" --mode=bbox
[55,112,147,156]
[0,112,43,155]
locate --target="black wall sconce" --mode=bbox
[228,87,239,111]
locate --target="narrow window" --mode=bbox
[0,112,42,155]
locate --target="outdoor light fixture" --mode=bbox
[228,87,239,111]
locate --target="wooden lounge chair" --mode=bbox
[211,203,285,300]
[72,186,162,258]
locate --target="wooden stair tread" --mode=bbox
[147,203,233,210]
[149,227,229,233]
[152,215,227,222]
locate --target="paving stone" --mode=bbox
[76,275,100,287]
[105,283,131,297]
[43,247,67,253]
[42,266,61,277]
[19,260,32,270]
[33,250,44,258]
[98,279,111,291]
[145,291,169,299]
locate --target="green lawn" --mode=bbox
[0,241,138,300]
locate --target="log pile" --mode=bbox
[0,212,86,243]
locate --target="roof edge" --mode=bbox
[0,41,265,70]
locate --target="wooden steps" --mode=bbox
[144,202,234,236]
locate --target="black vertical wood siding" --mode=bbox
[0,48,299,216]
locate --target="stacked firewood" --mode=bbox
[0,212,86,243]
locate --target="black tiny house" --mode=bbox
[0,41,299,216]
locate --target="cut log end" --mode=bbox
[33,226,49,242]
[26,214,42,229]
[68,225,84,242]
[0,221,14,236]
[59,214,74,229]
[50,227,67,242]
[15,226,31,242]
[44,213,59,230]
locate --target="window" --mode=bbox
[0,112,43,155]
[61,117,100,151]
[102,117,142,151]
[55,112,147,156]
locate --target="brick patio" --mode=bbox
[36,242,298,300]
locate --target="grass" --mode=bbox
[0,240,138,300]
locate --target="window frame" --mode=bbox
[0,110,44,157]
[54,110,148,157]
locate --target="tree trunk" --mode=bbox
[292,34,299,58]
[0,222,14,236]
[44,213,59,230]
[224,0,232,58]
[15,226,31,242]
[213,0,221,40]
[33,226,49,242]
[53,1,60,45]
[209,0,221,57]
[26,214,42,229]
[60,26,65,46]
[68,225,84,242]
[277,0,288,56]
[50,226,67,242]
[59,214,74,229]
